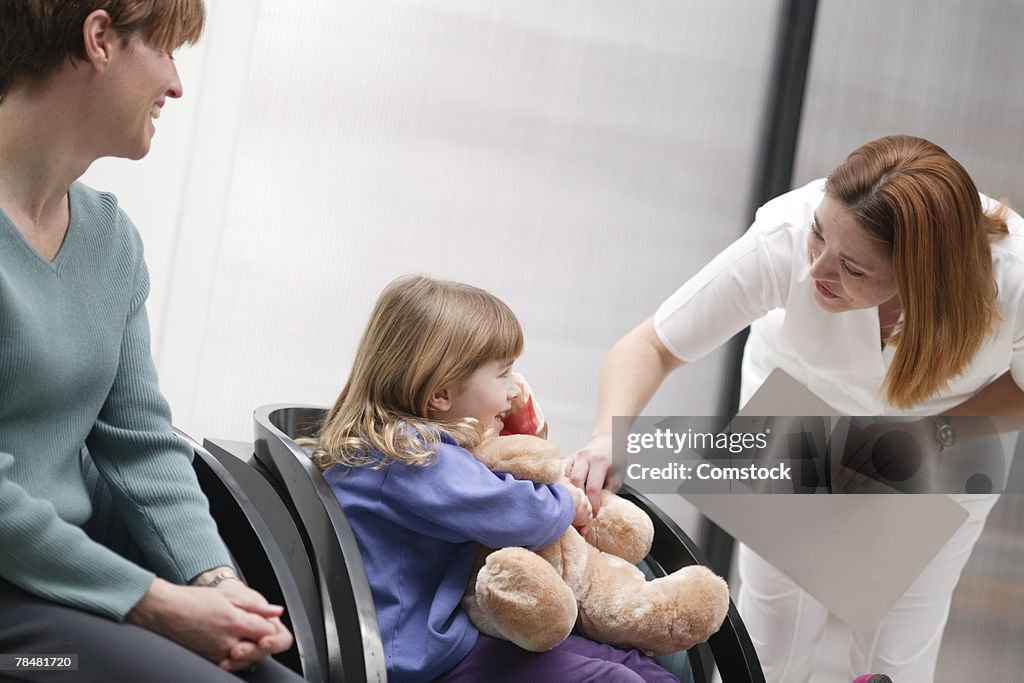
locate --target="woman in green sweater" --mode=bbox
[0,3,301,681]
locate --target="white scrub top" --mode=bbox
[654,179,1024,416]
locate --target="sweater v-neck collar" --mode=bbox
[0,183,80,274]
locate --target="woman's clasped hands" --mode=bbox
[126,571,294,671]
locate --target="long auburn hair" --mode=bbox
[825,135,1009,408]
[308,275,523,471]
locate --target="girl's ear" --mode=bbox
[427,385,453,414]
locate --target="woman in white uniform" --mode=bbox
[567,135,1024,682]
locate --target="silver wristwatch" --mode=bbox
[932,416,955,451]
[205,569,240,588]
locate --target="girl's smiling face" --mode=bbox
[808,195,899,313]
[442,359,521,432]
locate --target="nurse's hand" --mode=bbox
[833,419,940,493]
[566,433,622,514]
[565,482,593,535]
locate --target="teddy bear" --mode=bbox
[460,376,731,656]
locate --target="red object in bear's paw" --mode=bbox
[500,396,541,436]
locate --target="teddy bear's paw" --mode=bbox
[643,565,730,654]
[583,492,654,563]
[578,563,730,656]
[474,547,577,652]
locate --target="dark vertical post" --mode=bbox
[698,0,820,578]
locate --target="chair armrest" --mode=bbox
[620,485,765,683]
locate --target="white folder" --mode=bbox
[681,369,969,632]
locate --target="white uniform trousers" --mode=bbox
[736,494,998,683]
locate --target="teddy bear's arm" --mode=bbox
[473,434,564,484]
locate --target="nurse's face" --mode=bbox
[807,196,898,313]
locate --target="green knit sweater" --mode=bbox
[0,182,231,619]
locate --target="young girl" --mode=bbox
[309,275,677,683]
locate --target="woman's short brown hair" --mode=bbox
[0,0,205,102]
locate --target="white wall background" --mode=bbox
[83,0,262,418]
[86,0,776,455]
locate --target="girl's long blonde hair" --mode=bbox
[825,135,1009,409]
[308,275,523,471]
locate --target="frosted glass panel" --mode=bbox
[189,0,778,453]
[793,0,1024,209]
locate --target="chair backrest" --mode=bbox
[185,431,325,683]
[253,405,387,683]
[81,431,321,682]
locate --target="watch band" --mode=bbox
[205,569,240,588]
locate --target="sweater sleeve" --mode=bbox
[84,228,231,593]
[0,450,157,619]
[378,440,575,550]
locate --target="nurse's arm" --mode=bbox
[567,316,686,512]
[945,371,1024,434]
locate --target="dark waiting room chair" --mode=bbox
[184,430,325,682]
[251,405,387,683]
[253,404,765,683]
[81,430,324,682]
